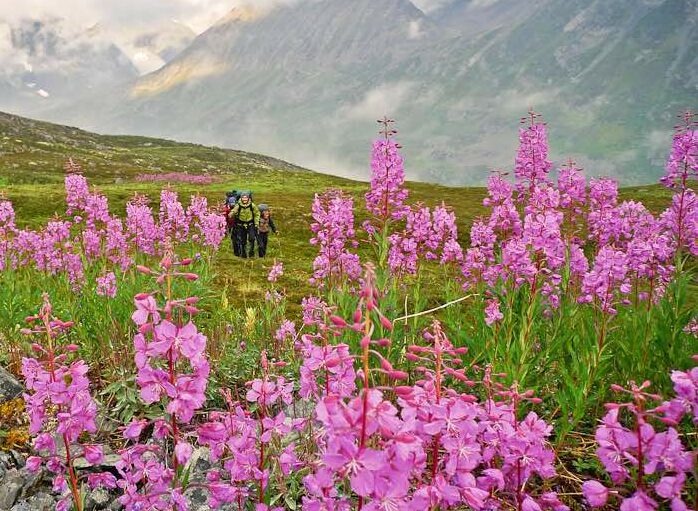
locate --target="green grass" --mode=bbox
[0,111,681,312]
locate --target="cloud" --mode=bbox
[411,0,457,13]
[408,20,424,39]
[341,82,416,121]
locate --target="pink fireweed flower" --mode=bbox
[484,299,504,326]
[514,112,553,195]
[660,113,697,190]
[268,261,284,282]
[365,123,409,225]
[309,190,361,288]
[20,294,110,511]
[582,480,609,507]
[95,272,117,298]
[274,319,296,344]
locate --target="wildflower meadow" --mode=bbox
[0,111,696,511]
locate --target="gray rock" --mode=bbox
[9,492,55,511]
[74,453,120,470]
[86,488,111,510]
[0,367,22,403]
[18,468,43,499]
[0,468,23,510]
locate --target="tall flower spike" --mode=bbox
[514,110,552,195]
[365,117,409,227]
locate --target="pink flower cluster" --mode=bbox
[458,113,695,320]
[364,135,410,227]
[135,173,219,185]
[0,162,226,293]
[196,352,301,509]
[388,203,461,276]
[267,261,284,282]
[298,267,565,511]
[117,255,210,511]
[96,271,117,298]
[583,357,697,510]
[309,190,361,288]
[20,294,114,511]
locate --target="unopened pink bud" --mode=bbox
[379,315,393,331]
[376,338,391,347]
[20,328,33,335]
[185,306,199,315]
[330,315,348,328]
[161,257,172,269]
[405,353,420,362]
[180,258,193,266]
[274,361,288,368]
[610,384,624,392]
[360,336,370,349]
[388,370,408,380]
[379,357,393,372]
[134,292,151,300]
[136,265,153,274]
[182,273,198,281]
[31,343,43,352]
[393,386,413,397]
[185,297,200,305]
[64,344,79,352]
[353,308,362,323]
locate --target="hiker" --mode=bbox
[224,191,240,256]
[229,191,259,258]
[256,204,278,258]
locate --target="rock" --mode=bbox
[85,488,111,510]
[9,492,55,511]
[18,468,43,499]
[0,468,23,510]
[0,367,22,404]
[74,453,120,470]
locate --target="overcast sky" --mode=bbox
[0,0,453,33]
[0,0,454,74]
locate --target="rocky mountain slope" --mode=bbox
[4,0,697,184]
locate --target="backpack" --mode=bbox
[234,202,256,223]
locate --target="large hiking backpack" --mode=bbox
[234,201,257,223]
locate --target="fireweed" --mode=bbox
[116,254,210,510]
[309,189,361,289]
[297,266,565,511]
[582,356,697,510]
[195,352,301,509]
[0,161,227,287]
[21,294,113,511]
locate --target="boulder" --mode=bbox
[0,367,22,404]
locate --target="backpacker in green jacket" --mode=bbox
[230,201,260,227]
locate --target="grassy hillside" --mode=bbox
[0,111,674,312]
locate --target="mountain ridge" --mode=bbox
[1,0,696,185]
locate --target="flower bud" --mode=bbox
[353,308,362,324]
[388,370,408,380]
[330,315,348,328]
[379,315,393,331]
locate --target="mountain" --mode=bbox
[0,110,310,188]
[9,0,698,185]
[0,18,139,115]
